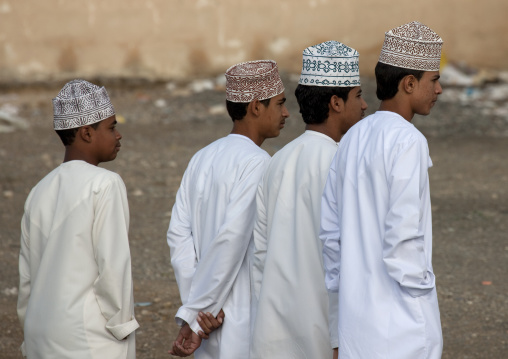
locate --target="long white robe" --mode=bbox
[17,160,139,359]
[320,111,443,359]
[251,130,339,359]
[167,134,269,359]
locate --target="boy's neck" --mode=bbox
[230,118,264,147]
[306,122,341,142]
[378,99,414,122]
[63,147,99,166]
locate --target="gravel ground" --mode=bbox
[0,75,507,358]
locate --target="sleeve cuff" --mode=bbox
[402,271,436,298]
[328,290,339,348]
[106,317,140,340]
[404,286,434,298]
[175,307,200,334]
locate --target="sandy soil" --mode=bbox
[0,76,507,358]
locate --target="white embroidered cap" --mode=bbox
[53,79,116,130]
[299,41,360,87]
[225,60,285,103]
[379,21,443,71]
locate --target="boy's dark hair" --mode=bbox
[375,62,424,101]
[226,98,271,122]
[294,84,353,125]
[55,121,100,146]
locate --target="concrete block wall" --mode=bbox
[0,0,506,82]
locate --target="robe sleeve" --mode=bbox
[175,157,268,334]
[92,175,139,340]
[17,209,31,357]
[167,169,197,305]
[320,156,341,293]
[251,178,268,308]
[383,138,435,298]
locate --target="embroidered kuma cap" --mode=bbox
[299,41,360,87]
[378,21,443,71]
[53,79,116,130]
[225,60,285,103]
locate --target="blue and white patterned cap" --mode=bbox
[53,79,116,130]
[299,41,360,87]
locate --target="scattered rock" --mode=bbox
[132,189,144,197]
[2,287,18,296]
[3,190,13,199]
[189,79,214,93]
[0,109,29,133]
[154,99,167,108]
[208,104,226,115]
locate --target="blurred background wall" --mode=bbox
[0,0,506,82]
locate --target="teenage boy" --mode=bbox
[320,21,444,358]
[250,41,367,359]
[167,60,289,358]
[17,79,139,358]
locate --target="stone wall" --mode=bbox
[0,0,506,82]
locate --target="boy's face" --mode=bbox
[341,86,368,134]
[92,115,122,163]
[411,71,442,116]
[257,92,290,140]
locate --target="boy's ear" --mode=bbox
[401,75,417,94]
[329,95,344,114]
[248,99,263,117]
[77,125,93,143]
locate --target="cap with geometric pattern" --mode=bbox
[53,79,116,130]
[378,21,443,71]
[225,60,285,103]
[299,41,360,87]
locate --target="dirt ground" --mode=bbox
[0,76,507,358]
